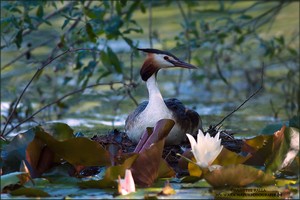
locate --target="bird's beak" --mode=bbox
[169,59,198,69]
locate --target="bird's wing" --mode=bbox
[165,98,202,135]
[125,101,148,130]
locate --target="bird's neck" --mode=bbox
[146,74,168,110]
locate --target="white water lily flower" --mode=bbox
[186,130,223,168]
[118,169,136,195]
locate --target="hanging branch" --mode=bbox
[2,1,92,71]
[1,2,75,50]
[3,81,123,137]
[1,48,101,136]
[211,63,265,130]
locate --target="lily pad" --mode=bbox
[1,172,29,191]
[79,154,138,188]
[10,187,50,197]
[41,122,74,141]
[212,147,251,166]
[2,128,35,173]
[204,164,275,188]
[157,158,176,178]
[266,126,299,174]
[35,129,111,167]
[130,119,175,187]
[188,157,202,177]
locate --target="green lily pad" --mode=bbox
[35,129,111,167]
[10,187,50,197]
[2,128,35,173]
[41,122,74,141]
[1,172,29,191]
[79,154,138,188]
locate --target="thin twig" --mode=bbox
[3,81,123,137]
[1,48,101,136]
[212,63,265,130]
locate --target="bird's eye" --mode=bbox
[164,56,169,60]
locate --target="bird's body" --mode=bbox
[125,48,202,145]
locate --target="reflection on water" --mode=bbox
[1,97,281,139]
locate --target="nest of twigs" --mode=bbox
[90,126,244,176]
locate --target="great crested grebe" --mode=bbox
[125,48,202,145]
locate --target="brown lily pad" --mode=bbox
[204,164,275,188]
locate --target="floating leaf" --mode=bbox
[131,139,165,187]
[176,176,202,184]
[157,159,175,178]
[242,135,271,154]
[130,119,175,187]
[188,157,202,177]
[266,126,299,174]
[244,134,274,166]
[41,122,74,141]
[10,187,50,197]
[212,147,251,166]
[133,128,153,153]
[79,154,138,188]
[137,119,175,153]
[1,172,28,191]
[26,138,55,178]
[35,130,111,167]
[204,164,275,188]
[2,128,35,173]
[25,123,74,177]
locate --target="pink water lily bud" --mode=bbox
[186,130,223,169]
[118,169,136,195]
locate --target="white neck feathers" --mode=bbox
[145,75,168,111]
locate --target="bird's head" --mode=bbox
[138,48,197,81]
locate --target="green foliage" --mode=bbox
[1,0,298,137]
[0,2,299,198]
